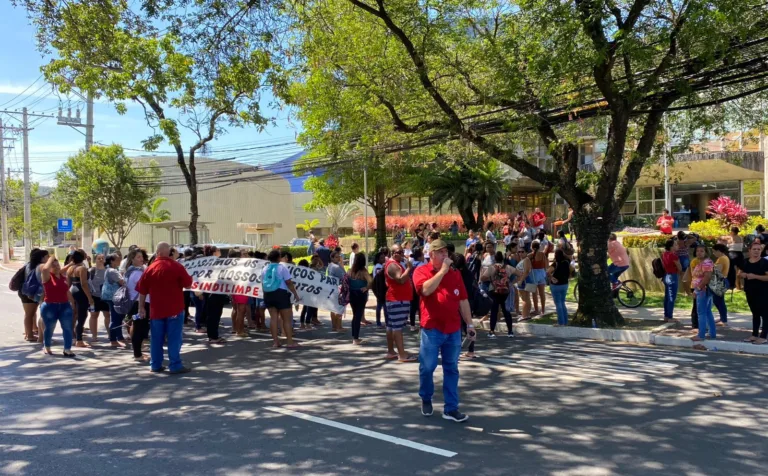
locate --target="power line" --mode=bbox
[0,75,43,109]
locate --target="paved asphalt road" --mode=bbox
[0,267,767,476]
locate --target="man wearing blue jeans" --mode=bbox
[413,240,476,422]
[137,242,194,374]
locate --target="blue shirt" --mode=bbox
[315,246,331,266]
[465,237,479,249]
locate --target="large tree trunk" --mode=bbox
[188,183,199,245]
[572,210,624,327]
[476,201,486,231]
[457,205,478,231]
[373,184,388,251]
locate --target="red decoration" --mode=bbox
[707,196,748,229]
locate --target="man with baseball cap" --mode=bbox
[412,239,476,422]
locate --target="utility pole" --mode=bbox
[58,90,94,252]
[0,119,9,264]
[22,108,32,260]
[363,165,369,257]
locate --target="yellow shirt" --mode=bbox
[715,255,730,278]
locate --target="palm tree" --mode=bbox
[428,160,509,231]
[323,204,360,235]
[140,197,172,249]
[296,218,320,235]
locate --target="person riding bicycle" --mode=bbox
[607,234,630,290]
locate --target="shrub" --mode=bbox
[280,245,310,257]
[623,234,720,248]
[708,196,748,228]
[743,215,768,234]
[689,220,729,237]
[352,213,511,235]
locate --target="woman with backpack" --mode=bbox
[66,250,95,349]
[482,251,517,338]
[347,253,373,345]
[262,249,302,348]
[687,244,716,342]
[39,255,75,357]
[14,248,49,342]
[548,249,574,326]
[87,254,112,343]
[102,254,127,348]
[121,249,151,361]
[711,244,731,327]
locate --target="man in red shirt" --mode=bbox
[531,207,546,232]
[656,208,675,234]
[137,242,193,374]
[384,244,416,362]
[413,239,476,422]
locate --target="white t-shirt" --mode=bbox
[486,230,497,244]
[126,267,146,302]
[261,262,292,291]
[349,252,356,267]
[373,263,383,276]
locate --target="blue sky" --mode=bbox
[0,3,303,186]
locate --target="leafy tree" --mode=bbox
[272,0,768,326]
[15,0,274,244]
[300,155,413,249]
[6,180,65,246]
[56,144,161,249]
[139,197,172,250]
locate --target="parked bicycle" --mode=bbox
[572,271,646,308]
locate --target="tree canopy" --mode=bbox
[56,144,162,249]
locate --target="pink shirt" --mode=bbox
[608,241,630,267]
[692,258,714,290]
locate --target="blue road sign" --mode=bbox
[57,218,73,233]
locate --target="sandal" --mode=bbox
[397,355,418,363]
[461,353,477,360]
[63,351,76,358]
[384,354,398,360]
[743,336,757,343]
[753,338,767,345]
[286,343,301,349]
[42,348,53,355]
[208,338,226,344]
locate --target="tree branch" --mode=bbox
[376,95,444,133]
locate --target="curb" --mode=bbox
[0,263,21,273]
[470,317,768,356]
[653,334,768,355]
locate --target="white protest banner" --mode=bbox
[182,257,344,314]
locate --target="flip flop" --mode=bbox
[286,343,301,349]
[397,355,418,363]
[384,354,398,360]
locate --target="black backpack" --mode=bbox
[372,268,387,301]
[652,258,666,279]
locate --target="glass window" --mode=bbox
[621,202,637,214]
[399,197,410,214]
[745,196,761,210]
[579,142,594,166]
[638,187,652,200]
[654,200,665,214]
[639,202,653,214]
[258,233,272,246]
[744,180,761,195]
[654,186,665,199]
[420,197,430,214]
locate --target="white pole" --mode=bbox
[363,165,369,257]
[0,119,8,264]
[664,116,671,212]
[22,107,31,260]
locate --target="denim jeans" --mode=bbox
[108,301,125,342]
[679,255,690,272]
[663,274,678,319]
[712,278,728,323]
[607,264,630,284]
[419,328,461,413]
[40,302,74,350]
[695,289,716,339]
[150,311,184,372]
[549,284,569,325]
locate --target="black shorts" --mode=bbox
[92,296,110,312]
[19,293,37,305]
[263,289,292,311]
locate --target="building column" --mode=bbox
[762,131,767,218]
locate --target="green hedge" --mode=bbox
[280,245,311,257]
[623,235,720,248]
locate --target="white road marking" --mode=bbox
[263,406,457,458]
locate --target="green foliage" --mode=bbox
[623,235,720,249]
[280,246,312,258]
[690,216,768,236]
[139,197,172,224]
[56,145,161,249]
[296,219,320,232]
[6,180,64,245]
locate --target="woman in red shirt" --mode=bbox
[656,209,675,235]
[661,239,682,322]
[39,256,75,357]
